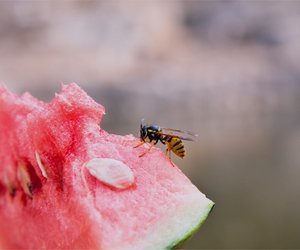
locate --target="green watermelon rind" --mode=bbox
[167,201,215,250]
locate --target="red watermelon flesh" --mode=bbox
[0,83,214,249]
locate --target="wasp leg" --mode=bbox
[165,148,170,158]
[134,141,145,148]
[166,148,175,167]
[139,141,155,157]
[160,136,166,145]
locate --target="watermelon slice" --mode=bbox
[0,83,214,249]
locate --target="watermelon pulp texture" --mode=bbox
[0,83,214,249]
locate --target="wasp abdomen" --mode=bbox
[166,137,185,158]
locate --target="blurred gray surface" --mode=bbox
[1,1,300,248]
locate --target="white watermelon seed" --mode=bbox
[84,158,134,189]
[3,172,16,197]
[17,162,32,198]
[35,151,48,178]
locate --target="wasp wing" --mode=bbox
[161,127,198,137]
[155,132,195,141]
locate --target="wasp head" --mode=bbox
[140,119,147,141]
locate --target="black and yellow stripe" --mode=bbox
[166,137,185,158]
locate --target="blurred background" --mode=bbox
[1,0,300,248]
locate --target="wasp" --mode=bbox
[134,119,197,163]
